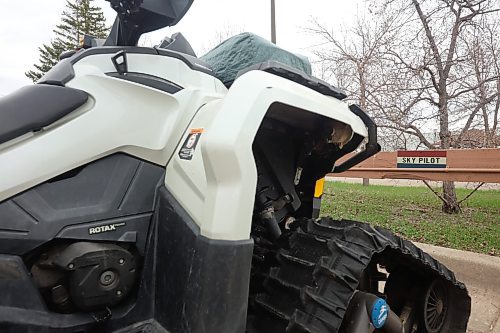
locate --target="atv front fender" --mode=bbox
[165,70,371,242]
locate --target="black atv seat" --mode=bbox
[0,85,88,145]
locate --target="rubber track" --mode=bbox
[249,218,471,333]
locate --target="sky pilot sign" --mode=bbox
[397,151,447,168]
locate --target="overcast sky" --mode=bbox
[0,0,362,96]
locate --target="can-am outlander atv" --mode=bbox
[0,1,471,332]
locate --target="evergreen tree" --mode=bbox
[26,0,108,82]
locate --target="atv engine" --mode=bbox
[30,242,137,312]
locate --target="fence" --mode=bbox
[328,148,500,183]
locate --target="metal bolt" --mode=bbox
[116,290,122,296]
[119,258,125,265]
[68,263,75,269]
[99,270,117,286]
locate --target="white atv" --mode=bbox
[0,1,470,332]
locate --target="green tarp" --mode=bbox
[201,32,312,85]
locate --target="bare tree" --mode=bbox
[455,19,500,148]
[309,0,500,213]
[307,13,400,112]
[308,9,438,150]
[400,0,500,212]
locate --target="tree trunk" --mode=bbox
[442,181,460,213]
[438,97,460,214]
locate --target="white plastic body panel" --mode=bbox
[0,50,369,241]
[166,71,368,241]
[72,51,226,92]
[0,52,226,202]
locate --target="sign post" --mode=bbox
[271,0,276,44]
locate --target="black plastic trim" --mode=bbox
[155,48,214,75]
[0,256,45,310]
[236,60,347,100]
[38,58,76,86]
[38,43,214,87]
[106,72,183,94]
[153,187,254,332]
[0,185,253,333]
[0,85,88,145]
[70,47,158,64]
[331,104,381,173]
[111,50,129,75]
[68,46,215,77]
[0,154,164,255]
[159,32,197,57]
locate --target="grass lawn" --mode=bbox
[320,182,500,256]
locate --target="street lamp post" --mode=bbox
[271,0,276,44]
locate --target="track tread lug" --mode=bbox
[248,218,471,333]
